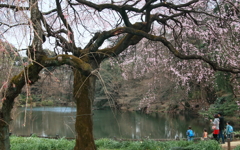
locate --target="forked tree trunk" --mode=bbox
[0,64,43,150]
[73,69,97,150]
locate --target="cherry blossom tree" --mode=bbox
[0,0,239,149]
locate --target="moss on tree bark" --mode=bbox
[73,69,96,150]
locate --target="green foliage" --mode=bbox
[18,94,27,104]
[216,99,238,116]
[200,71,238,118]
[10,136,75,150]
[234,145,240,150]
[199,105,217,119]
[95,59,123,98]
[200,99,238,119]
[213,72,238,116]
[188,90,201,99]
[10,136,227,150]
[18,94,55,106]
[18,94,41,104]
[96,138,221,150]
[95,138,123,149]
[214,71,233,93]
[41,100,54,106]
[30,133,38,137]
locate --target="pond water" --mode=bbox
[10,107,211,139]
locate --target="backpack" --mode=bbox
[188,130,195,137]
[229,126,233,133]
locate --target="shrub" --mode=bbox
[41,100,54,106]
[234,146,240,150]
[95,139,220,150]
[10,136,75,150]
[95,138,123,149]
[10,136,225,150]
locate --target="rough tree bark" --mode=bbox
[73,69,97,150]
[0,64,43,149]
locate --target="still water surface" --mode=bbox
[10,107,210,139]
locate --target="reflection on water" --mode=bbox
[10,107,210,139]
[23,107,77,113]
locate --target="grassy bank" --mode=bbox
[10,136,240,150]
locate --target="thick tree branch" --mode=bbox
[54,0,78,55]
[29,0,46,60]
[140,0,157,11]
[39,11,78,56]
[119,9,132,27]
[0,4,29,10]
[84,32,100,49]
[87,22,147,54]
[42,55,93,76]
[42,8,57,15]
[1,54,93,122]
[75,0,142,12]
[107,27,240,73]
[144,0,156,29]
[55,0,74,41]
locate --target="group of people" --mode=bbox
[210,112,225,143]
[186,112,234,142]
[210,112,234,143]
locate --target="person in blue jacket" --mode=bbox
[186,126,194,141]
[226,122,234,141]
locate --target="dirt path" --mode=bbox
[221,140,240,150]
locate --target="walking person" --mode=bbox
[186,126,194,141]
[218,112,225,144]
[202,128,208,140]
[226,122,234,141]
[210,114,219,141]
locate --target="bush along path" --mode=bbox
[10,136,240,150]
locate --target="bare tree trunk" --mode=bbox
[0,97,13,150]
[0,121,10,150]
[0,82,23,150]
[73,69,96,150]
[0,64,43,150]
